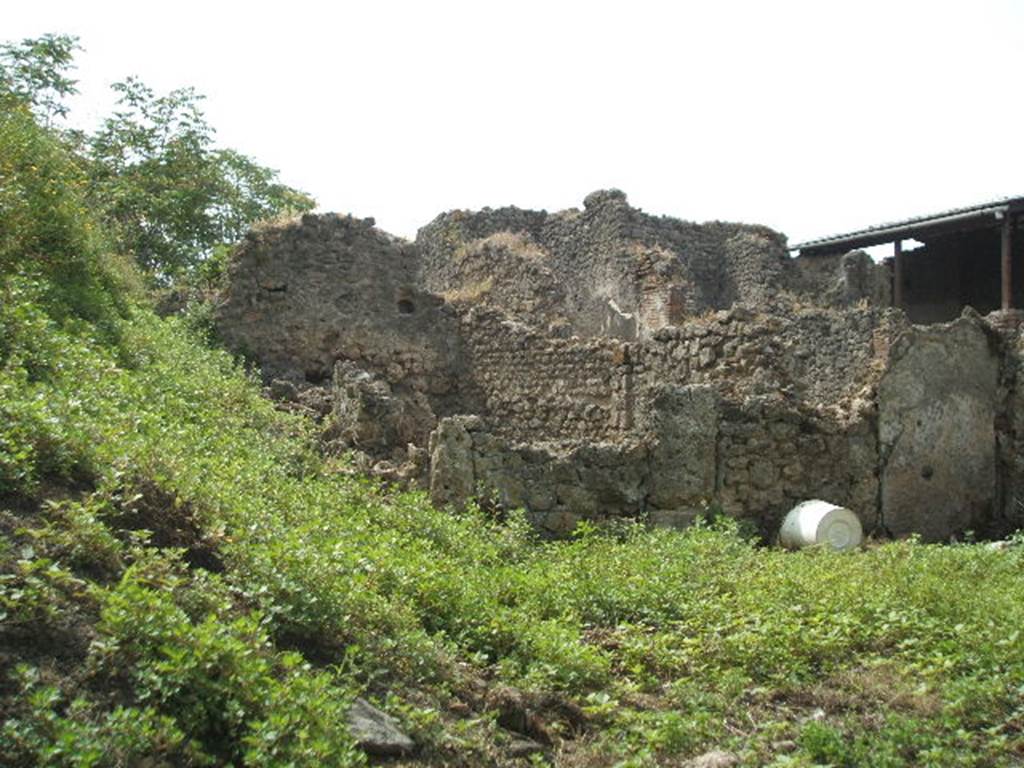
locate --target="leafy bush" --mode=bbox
[3,668,205,768]
[89,561,362,765]
[0,105,130,334]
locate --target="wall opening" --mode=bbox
[898,228,1023,323]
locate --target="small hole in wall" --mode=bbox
[921,465,934,480]
[397,299,415,315]
[305,368,329,385]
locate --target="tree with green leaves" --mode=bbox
[0,33,79,125]
[0,34,316,284]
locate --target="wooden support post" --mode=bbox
[893,239,903,308]
[1002,214,1014,310]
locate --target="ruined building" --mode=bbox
[215,191,1024,542]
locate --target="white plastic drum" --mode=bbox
[779,500,863,552]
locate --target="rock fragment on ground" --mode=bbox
[346,697,415,756]
[507,736,545,758]
[684,750,739,768]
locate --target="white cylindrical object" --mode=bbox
[779,500,863,552]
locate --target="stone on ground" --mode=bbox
[685,750,739,768]
[346,697,415,756]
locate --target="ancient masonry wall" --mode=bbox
[877,315,1006,540]
[783,250,892,309]
[636,308,886,406]
[428,233,569,327]
[427,307,886,536]
[429,394,880,538]
[430,306,1023,540]
[458,308,633,443]
[216,195,1024,542]
[217,213,459,391]
[416,190,794,340]
[638,308,886,526]
[215,214,468,456]
[712,398,877,532]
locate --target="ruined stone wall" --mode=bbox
[429,232,569,328]
[217,213,458,386]
[428,416,651,533]
[215,214,467,454]
[416,190,792,339]
[427,306,892,537]
[638,307,889,407]
[714,398,878,535]
[457,307,633,443]
[215,194,1024,544]
[785,250,892,309]
[427,307,1019,542]
[428,388,879,539]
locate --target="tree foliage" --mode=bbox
[0,100,130,335]
[0,35,315,284]
[0,34,79,124]
[87,78,316,280]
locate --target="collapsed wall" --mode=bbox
[215,192,1024,542]
[417,189,791,340]
[216,214,466,460]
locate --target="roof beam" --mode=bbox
[793,205,1012,256]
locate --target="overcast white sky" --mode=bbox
[6,1,1024,243]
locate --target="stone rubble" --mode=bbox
[345,697,415,757]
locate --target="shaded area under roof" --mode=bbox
[792,196,1024,256]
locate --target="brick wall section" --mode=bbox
[637,306,890,406]
[458,307,633,443]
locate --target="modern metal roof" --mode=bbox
[791,195,1024,255]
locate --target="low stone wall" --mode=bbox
[426,389,878,538]
[715,398,878,534]
[429,416,650,534]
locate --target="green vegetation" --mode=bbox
[2,34,1024,768]
[1,34,314,284]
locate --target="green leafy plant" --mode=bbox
[0,35,315,286]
